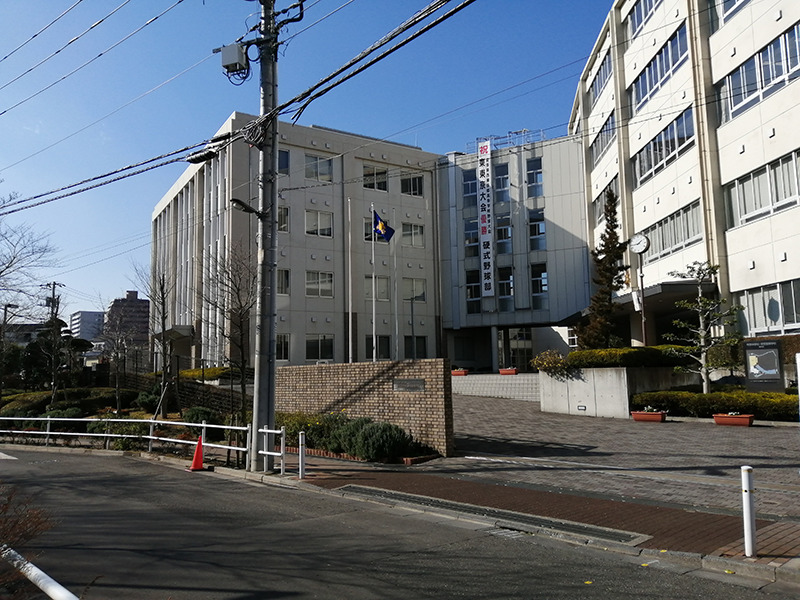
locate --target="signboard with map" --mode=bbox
[744,340,784,392]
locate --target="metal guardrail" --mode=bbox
[0,544,78,600]
[0,415,251,457]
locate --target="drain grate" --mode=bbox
[339,484,643,545]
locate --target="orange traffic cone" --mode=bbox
[188,436,204,471]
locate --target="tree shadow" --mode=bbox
[454,433,610,459]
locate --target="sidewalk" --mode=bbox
[252,395,800,588]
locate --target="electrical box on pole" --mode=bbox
[220,44,248,73]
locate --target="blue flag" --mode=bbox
[373,211,394,242]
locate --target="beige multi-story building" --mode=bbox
[570,0,800,343]
[437,132,590,371]
[152,113,441,369]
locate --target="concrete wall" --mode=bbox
[539,367,699,418]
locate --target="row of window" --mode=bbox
[283,333,428,362]
[627,0,664,40]
[464,209,546,257]
[283,207,426,247]
[737,277,800,336]
[640,200,702,264]
[465,264,548,314]
[588,52,612,107]
[630,23,688,114]
[590,111,616,167]
[462,157,544,207]
[298,152,425,196]
[724,147,800,228]
[718,22,800,124]
[274,269,428,301]
[632,106,695,188]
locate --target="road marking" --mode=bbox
[0,451,18,460]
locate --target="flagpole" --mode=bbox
[392,206,398,360]
[347,197,353,363]
[371,202,376,363]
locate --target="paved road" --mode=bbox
[1,448,793,599]
[440,396,800,518]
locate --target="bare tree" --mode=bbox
[132,263,174,417]
[100,310,140,413]
[202,243,258,462]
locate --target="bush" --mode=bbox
[352,422,413,462]
[329,417,373,455]
[566,346,693,368]
[631,390,798,421]
[531,349,569,376]
[87,417,149,450]
[179,366,231,381]
[304,410,349,450]
[134,391,159,413]
[183,406,224,441]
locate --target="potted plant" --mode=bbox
[451,366,469,376]
[630,406,667,422]
[499,367,517,375]
[713,412,754,426]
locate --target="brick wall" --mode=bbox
[123,359,454,456]
[276,359,453,457]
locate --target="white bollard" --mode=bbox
[741,465,757,557]
[298,431,306,480]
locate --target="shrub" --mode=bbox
[183,406,224,441]
[329,416,373,455]
[531,349,569,376]
[86,417,149,450]
[304,410,349,450]
[179,366,231,381]
[566,346,692,368]
[631,390,798,421]
[352,422,413,462]
[134,391,159,413]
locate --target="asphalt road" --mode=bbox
[1,448,795,599]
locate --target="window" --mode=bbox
[710,0,752,31]
[363,165,388,191]
[496,215,512,254]
[627,0,664,40]
[277,206,289,232]
[402,223,424,247]
[402,278,426,302]
[466,270,481,314]
[630,23,688,114]
[365,275,390,301]
[306,334,333,361]
[567,327,578,348]
[738,277,800,335]
[725,148,800,227]
[526,157,543,197]
[277,269,290,295]
[404,336,427,359]
[642,200,702,263]
[401,174,424,196]
[463,168,477,207]
[632,107,694,187]
[592,177,619,225]
[590,111,616,166]
[276,333,289,360]
[278,150,289,175]
[497,267,514,312]
[588,52,612,107]
[528,209,546,251]
[494,163,510,203]
[305,210,332,237]
[366,335,391,360]
[305,154,332,182]
[464,218,479,257]
[305,271,333,297]
[531,263,548,310]
[718,23,800,124]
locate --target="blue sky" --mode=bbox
[0,0,611,317]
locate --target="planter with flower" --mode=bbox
[713,412,754,426]
[450,366,469,376]
[499,367,518,375]
[630,406,668,422]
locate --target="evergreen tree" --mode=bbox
[576,189,628,349]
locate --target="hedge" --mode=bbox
[631,390,798,421]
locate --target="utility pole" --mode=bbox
[248,1,303,473]
[43,281,64,403]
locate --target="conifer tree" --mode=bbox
[576,189,628,349]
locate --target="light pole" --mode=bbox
[1,303,18,401]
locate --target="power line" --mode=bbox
[0,0,184,118]
[0,0,85,65]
